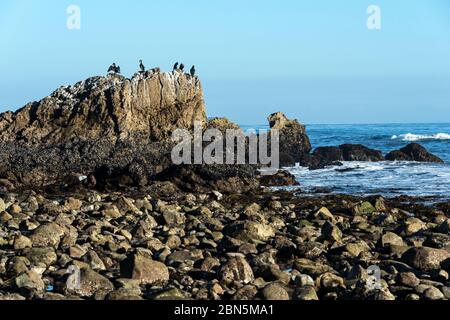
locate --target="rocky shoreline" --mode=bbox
[0,70,449,301]
[1,183,450,300]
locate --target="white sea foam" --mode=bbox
[285,161,450,199]
[391,133,450,141]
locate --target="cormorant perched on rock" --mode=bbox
[173,62,179,71]
[139,60,145,73]
[179,63,185,72]
[116,65,121,74]
[108,63,117,73]
[190,65,196,77]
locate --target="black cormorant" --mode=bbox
[108,63,117,73]
[139,60,145,73]
[173,62,179,71]
[179,63,185,72]
[190,66,196,77]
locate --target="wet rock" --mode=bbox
[157,164,260,194]
[268,112,312,167]
[259,170,298,187]
[386,143,443,163]
[339,144,384,162]
[313,146,344,162]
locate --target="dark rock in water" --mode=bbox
[313,146,344,162]
[304,144,382,170]
[301,146,346,169]
[259,170,298,187]
[339,144,384,162]
[268,112,312,167]
[386,143,443,163]
[297,154,326,170]
[155,164,259,194]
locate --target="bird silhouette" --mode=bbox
[108,63,117,73]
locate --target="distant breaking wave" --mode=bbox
[391,133,450,141]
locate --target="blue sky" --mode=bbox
[0,0,449,124]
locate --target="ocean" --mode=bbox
[241,123,450,199]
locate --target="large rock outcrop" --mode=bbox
[0,71,208,189]
[268,112,312,167]
[385,143,443,163]
[0,71,207,144]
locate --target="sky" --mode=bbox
[0,0,449,124]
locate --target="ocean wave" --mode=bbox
[285,160,450,199]
[391,133,450,141]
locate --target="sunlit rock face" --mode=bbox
[0,71,207,145]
